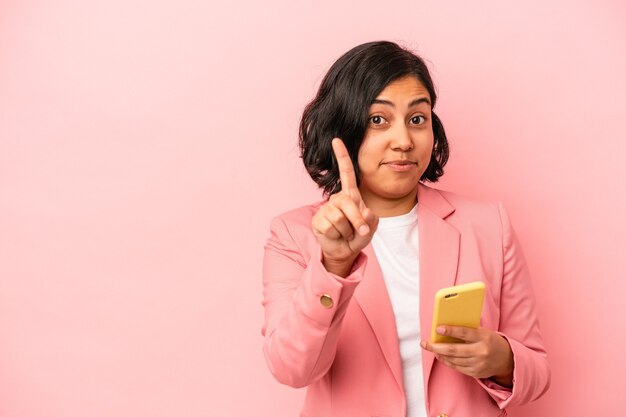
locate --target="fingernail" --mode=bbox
[436,326,445,335]
[420,341,426,349]
[359,225,370,235]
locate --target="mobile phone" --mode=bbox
[430,281,485,343]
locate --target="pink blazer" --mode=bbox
[262,183,550,417]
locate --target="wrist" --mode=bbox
[322,254,359,277]
[490,335,514,387]
[489,372,513,388]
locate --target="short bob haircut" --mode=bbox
[299,41,449,197]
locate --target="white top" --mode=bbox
[371,203,426,417]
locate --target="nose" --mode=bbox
[390,124,413,152]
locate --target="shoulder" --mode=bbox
[270,200,324,231]
[420,183,507,231]
[265,200,324,257]
[442,188,500,214]
[420,183,500,212]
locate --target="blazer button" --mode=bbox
[437,414,449,417]
[320,294,334,309]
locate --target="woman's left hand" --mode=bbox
[420,326,514,387]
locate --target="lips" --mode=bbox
[381,160,417,172]
[382,160,417,165]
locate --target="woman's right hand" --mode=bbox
[312,138,378,277]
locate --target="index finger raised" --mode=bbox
[331,138,359,194]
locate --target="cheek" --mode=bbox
[423,142,434,158]
[419,133,435,156]
[356,139,379,171]
[356,155,374,176]
[415,134,434,173]
[415,133,435,159]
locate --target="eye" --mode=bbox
[369,115,387,125]
[410,115,426,125]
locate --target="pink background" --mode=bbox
[1,1,624,416]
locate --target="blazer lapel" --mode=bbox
[353,244,405,394]
[416,184,460,390]
[351,184,460,397]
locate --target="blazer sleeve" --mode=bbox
[261,215,368,388]
[476,202,551,408]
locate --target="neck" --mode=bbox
[359,188,418,218]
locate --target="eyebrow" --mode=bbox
[371,97,432,108]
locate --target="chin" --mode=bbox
[381,185,418,199]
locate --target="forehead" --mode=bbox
[375,76,431,102]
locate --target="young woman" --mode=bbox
[261,41,550,417]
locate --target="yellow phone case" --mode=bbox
[430,281,486,343]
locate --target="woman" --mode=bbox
[261,41,550,417]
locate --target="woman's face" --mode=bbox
[357,76,434,209]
